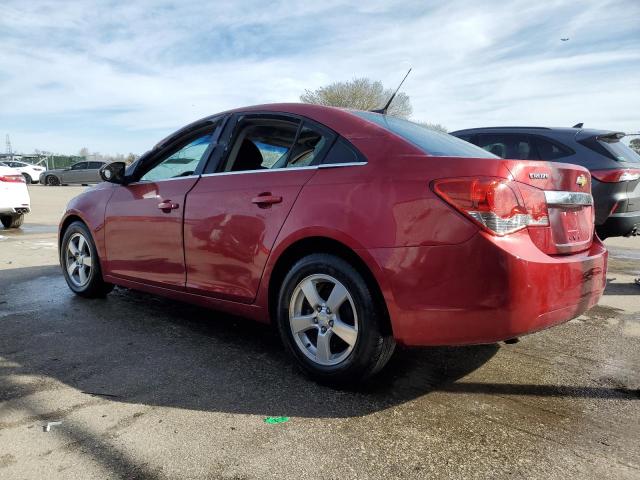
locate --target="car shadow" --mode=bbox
[1,266,637,422]
[604,277,640,296]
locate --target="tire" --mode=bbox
[22,173,32,184]
[60,221,114,298]
[46,175,60,186]
[277,253,395,385]
[1,213,24,229]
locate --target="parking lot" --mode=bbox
[1,185,639,479]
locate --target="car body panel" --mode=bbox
[1,160,45,183]
[0,165,30,215]
[60,104,608,347]
[43,161,107,185]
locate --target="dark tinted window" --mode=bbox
[224,117,300,172]
[476,134,537,160]
[88,162,104,169]
[353,111,497,158]
[322,138,363,165]
[71,162,88,170]
[533,137,572,160]
[599,138,640,163]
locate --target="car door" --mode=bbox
[103,119,222,288]
[184,113,335,303]
[86,162,104,182]
[61,162,88,183]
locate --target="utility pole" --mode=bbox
[5,134,12,161]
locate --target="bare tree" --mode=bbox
[78,147,89,158]
[630,138,640,155]
[416,121,448,133]
[301,78,412,118]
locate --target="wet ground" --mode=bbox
[0,186,639,479]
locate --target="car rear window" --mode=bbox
[599,137,640,164]
[352,111,498,158]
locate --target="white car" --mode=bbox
[0,164,30,228]
[0,160,46,184]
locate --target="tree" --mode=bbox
[125,153,138,165]
[79,147,89,159]
[630,138,640,155]
[300,78,412,118]
[416,121,448,133]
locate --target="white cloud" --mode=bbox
[0,0,638,154]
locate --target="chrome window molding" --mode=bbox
[200,162,367,178]
[544,191,593,206]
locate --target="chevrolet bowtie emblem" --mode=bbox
[576,175,587,188]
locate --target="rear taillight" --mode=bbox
[433,177,549,236]
[0,175,26,183]
[591,168,640,182]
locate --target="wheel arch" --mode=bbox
[265,235,394,337]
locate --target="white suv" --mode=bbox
[0,164,30,228]
[0,160,46,184]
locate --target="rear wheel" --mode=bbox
[22,173,33,184]
[46,175,60,186]
[277,253,395,385]
[60,221,113,297]
[1,213,24,229]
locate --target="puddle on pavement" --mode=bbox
[0,224,57,236]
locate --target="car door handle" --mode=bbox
[251,193,282,207]
[158,200,179,212]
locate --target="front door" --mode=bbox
[104,124,219,288]
[184,113,334,303]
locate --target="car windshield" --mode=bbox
[600,137,640,164]
[352,111,498,158]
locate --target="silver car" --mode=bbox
[40,161,108,186]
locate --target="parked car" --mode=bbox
[0,164,30,228]
[59,104,607,383]
[40,160,108,186]
[0,160,45,184]
[450,126,640,239]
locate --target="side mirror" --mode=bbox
[100,162,126,184]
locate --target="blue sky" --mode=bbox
[1,0,639,155]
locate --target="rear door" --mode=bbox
[104,120,222,287]
[183,112,335,303]
[86,162,105,182]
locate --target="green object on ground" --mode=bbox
[264,416,290,424]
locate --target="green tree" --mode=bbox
[301,78,412,118]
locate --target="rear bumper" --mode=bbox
[596,211,640,238]
[368,231,607,346]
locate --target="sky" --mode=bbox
[1,0,639,155]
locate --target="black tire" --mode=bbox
[22,173,33,184]
[277,253,395,385]
[60,221,114,298]
[1,213,24,229]
[46,175,60,186]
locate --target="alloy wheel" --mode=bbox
[65,232,93,287]
[288,274,359,366]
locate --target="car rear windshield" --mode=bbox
[599,137,640,163]
[352,111,498,158]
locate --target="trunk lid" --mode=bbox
[505,161,594,255]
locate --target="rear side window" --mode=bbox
[322,138,364,165]
[353,111,497,158]
[533,137,573,160]
[88,162,104,169]
[476,134,537,160]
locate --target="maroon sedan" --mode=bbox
[59,104,607,383]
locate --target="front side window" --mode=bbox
[224,118,300,172]
[353,111,497,158]
[141,133,213,182]
[88,162,104,169]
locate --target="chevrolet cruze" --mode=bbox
[59,104,607,383]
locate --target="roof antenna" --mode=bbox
[371,68,412,115]
[573,122,584,128]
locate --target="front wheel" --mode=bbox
[1,213,24,229]
[277,253,395,385]
[46,175,60,186]
[60,221,114,297]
